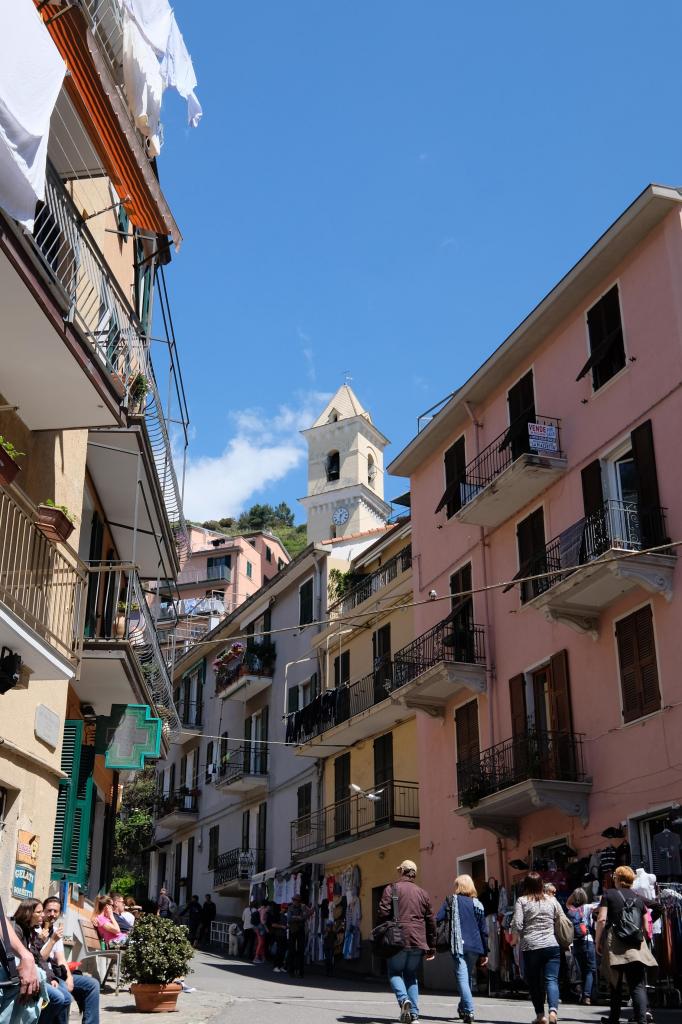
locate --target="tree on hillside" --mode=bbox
[201,502,297,535]
[112,766,157,897]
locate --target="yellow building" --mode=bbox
[290,518,418,967]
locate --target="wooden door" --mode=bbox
[334,752,351,839]
[507,370,535,460]
[455,701,480,800]
[373,733,393,824]
[372,624,392,702]
[448,562,474,661]
[509,673,528,778]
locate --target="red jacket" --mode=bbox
[378,879,436,952]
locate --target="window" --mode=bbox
[299,578,314,625]
[277,558,285,571]
[325,450,340,482]
[448,563,475,662]
[265,546,272,563]
[616,605,661,723]
[455,701,480,799]
[246,561,253,579]
[328,409,339,423]
[241,810,250,851]
[577,284,626,390]
[207,555,230,581]
[205,740,214,782]
[515,508,546,603]
[297,782,312,836]
[287,685,300,715]
[208,825,219,870]
[436,436,466,517]
[367,453,376,486]
[333,651,350,687]
[504,370,535,460]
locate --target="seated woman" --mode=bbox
[91,895,128,946]
[12,898,69,1024]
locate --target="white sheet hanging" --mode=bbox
[122,13,164,157]
[120,0,202,131]
[0,0,65,230]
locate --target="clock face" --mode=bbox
[332,506,349,526]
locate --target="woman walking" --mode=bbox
[566,888,597,1005]
[511,871,562,1024]
[436,874,488,1023]
[595,865,659,1024]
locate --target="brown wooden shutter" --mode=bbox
[437,436,466,515]
[631,420,663,547]
[581,460,604,517]
[455,701,480,763]
[616,606,661,723]
[548,650,573,732]
[509,674,527,738]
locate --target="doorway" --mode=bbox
[456,852,486,896]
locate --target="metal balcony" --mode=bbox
[213,848,265,893]
[176,565,231,586]
[455,730,591,841]
[215,642,276,702]
[521,500,675,633]
[0,485,86,679]
[290,779,419,863]
[328,545,412,620]
[154,788,199,829]
[78,563,180,731]
[443,416,567,529]
[214,745,268,795]
[290,616,486,754]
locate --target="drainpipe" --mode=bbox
[464,402,499,868]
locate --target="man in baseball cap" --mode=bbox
[379,857,435,1022]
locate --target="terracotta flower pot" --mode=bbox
[36,505,74,544]
[0,449,20,488]
[130,982,183,1012]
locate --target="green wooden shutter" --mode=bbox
[67,744,95,886]
[51,722,95,886]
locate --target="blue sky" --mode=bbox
[158,1,682,523]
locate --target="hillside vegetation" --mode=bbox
[194,502,308,558]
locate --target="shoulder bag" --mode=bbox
[0,896,18,987]
[371,884,405,959]
[435,895,452,952]
[554,901,574,950]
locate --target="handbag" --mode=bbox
[435,895,452,952]
[554,904,574,949]
[371,884,405,959]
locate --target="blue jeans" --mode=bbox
[453,950,480,1015]
[387,948,423,1017]
[72,973,100,1024]
[41,982,71,1024]
[572,938,596,999]
[523,945,561,1016]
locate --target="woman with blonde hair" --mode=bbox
[510,872,563,1024]
[595,865,659,1024]
[435,874,488,1023]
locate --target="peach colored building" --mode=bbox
[389,183,682,907]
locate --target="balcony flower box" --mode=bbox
[0,438,23,488]
[36,504,75,544]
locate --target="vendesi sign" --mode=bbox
[528,422,559,453]
[95,704,162,770]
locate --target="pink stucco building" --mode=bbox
[389,184,682,903]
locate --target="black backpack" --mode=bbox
[613,891,644,948]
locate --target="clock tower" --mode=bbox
[299,385,391,543]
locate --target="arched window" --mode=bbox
[325,450,340,482]
[328,409,339,423]
[367,453,376,487]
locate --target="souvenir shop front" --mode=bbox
[483,810,682,1006]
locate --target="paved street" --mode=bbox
[98,951,680,1024]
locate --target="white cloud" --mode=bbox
[182,391,331,522]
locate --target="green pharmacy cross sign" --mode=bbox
[95,704,161,770]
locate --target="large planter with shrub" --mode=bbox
[122,913,194,1013]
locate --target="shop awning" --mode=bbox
[36,2,181,246]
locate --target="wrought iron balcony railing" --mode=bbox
[442,415,564,516]
[289,615,485,745]
[84,562,180,734]
[154,788,199,819]
[215,642,276,696]
[176,700,202,730]
[518,499,668,604]
[290,779,419,860]
[328,545,412,620]
[456,730,586,807]
[217,744,269,784]
[0,486,86,662]
[213,847,265,887]
[32,164,187,548]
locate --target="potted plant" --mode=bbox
[36,500,77,543]
[0,436,24,487]
[115,600,127,638]
[121,913,194,1012]
[129,372,149,413]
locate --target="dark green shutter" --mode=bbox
[52,722,95,886]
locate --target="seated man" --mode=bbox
[41,896,100,1024]
[109,895,132,936]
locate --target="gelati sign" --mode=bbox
[12,864,35,900]
[13,831,39,900]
